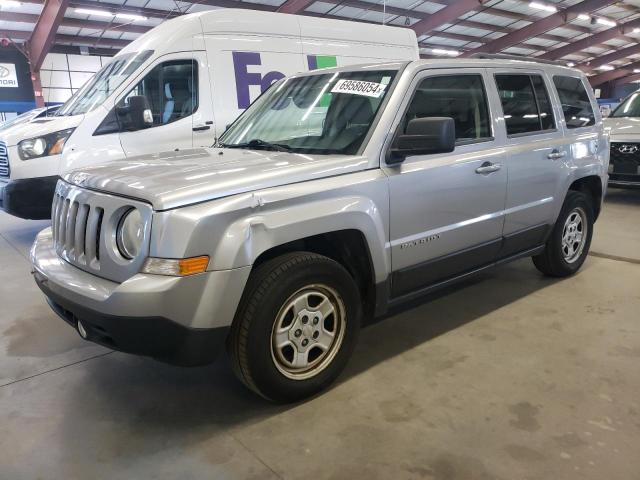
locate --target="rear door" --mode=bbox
[491,70,566,254]
[383,68,508,298]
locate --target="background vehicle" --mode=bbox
[604,91,640,188]
[0,9,418,220]
[0,105,60,132]
[31,58,608,402]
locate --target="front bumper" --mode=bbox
[0,175,58,219]
[31,228,251,366]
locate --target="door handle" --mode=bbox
[475,162,502,174]
[193,125,211,132]
[547,149,566,160]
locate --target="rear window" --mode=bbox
[552,76,596,128]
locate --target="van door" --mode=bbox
[383,69,507,299]
[118,52,215,156]
[491,70,572,255]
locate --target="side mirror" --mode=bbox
[388,117,456,164]
[116,95,153,131]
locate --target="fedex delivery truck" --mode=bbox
[0,9,418,219]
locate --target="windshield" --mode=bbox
[219,69,398,155]
[56,50,153,116]
[611,92,640,118]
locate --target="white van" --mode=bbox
[0,9,418,219]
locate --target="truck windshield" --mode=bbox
[611,92,640,118]
[56,50,153,116]
[219,69,398,155]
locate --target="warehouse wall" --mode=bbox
[40,53,112,105]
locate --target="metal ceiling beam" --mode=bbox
[589,60,640,86]
[29,0,70,71]
[1,11,151,34]
[461,0,617,56]
[277,0,314,14]
[580,43,640,71]
[541,17,640,60]
[613,72,640,86]
[55,33,130,49]
[0,30,31,41]
[409,0,484,38]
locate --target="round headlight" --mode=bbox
[117,209,143,259]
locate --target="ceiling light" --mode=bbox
[529,2,557,13]
[74,8,114,17]
[596,17,616,27]
[577,14,590,21]
[0,0,23,7]
[598,65,614,71]
[566,62,575,67]
[634,69,640,73]
[116,13,147,21]
[634,28,640,33]
[431,48,459,56]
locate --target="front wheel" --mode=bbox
[228,252,361,402]
[532,191,594,277]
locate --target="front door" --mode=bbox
[119,52,216,157]
[383,69,507,298]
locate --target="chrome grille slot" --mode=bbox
[0,141,8,178]
[52,181,152,283]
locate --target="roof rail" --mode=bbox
[469,53,568,67]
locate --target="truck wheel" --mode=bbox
[532,191,594,277]
[228,252,361,402]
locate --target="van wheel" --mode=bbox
[228,252,361,403]
[532,191,594,277]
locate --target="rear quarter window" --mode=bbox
[552,76,596,129]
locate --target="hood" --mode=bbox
[0,114,83,147]
[63,147,370,211]
[604,116,640,137]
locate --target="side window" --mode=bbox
[495,74,555,135]
[531,75,555,130]
[121,60,198,127]
[402,74,491,143]
[553,75,596,128]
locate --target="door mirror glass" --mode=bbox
[389,117,455,163]
[117,95,153,131]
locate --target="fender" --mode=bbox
[150,169,391,283]
[211,195,390,283]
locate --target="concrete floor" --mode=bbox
[0,189,638,480]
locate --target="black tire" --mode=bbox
[228,252,361,403]
[532,190,594,277]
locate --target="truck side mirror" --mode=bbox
[116,95,153,131]
[387,117,456,164]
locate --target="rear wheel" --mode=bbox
[532,191,594,277]
[228,252,361,402]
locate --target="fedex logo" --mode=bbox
[232,52,337,109]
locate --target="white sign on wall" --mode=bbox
[0,63,19,88]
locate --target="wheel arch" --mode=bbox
[567,175,603,220]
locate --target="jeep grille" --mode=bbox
[51,181,152,283]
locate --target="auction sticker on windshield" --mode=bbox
[331,79,387,98]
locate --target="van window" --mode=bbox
[402,75,491,143]
[121,60,198,127]
[495,74,555,135]
[552,76,596,128]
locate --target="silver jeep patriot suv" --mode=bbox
[31,59,608,402]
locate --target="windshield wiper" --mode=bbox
[220,139,292,152]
